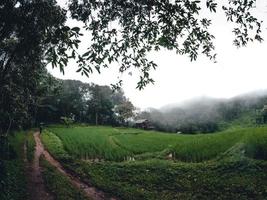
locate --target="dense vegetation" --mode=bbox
[41,125,267,199]
[0,132,29,200]
[36,78,135,126]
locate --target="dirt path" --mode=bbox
[26,133,54,200]
[34,132,116,200]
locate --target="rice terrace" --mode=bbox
[1,0,267,199]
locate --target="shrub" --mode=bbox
[60,117,74,127]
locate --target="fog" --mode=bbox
[136,89,267,133]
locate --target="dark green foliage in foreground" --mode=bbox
[0,132,29,200]
[40,157,89,200]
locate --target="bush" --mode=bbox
[178,121,219,134]
[60,116,74,127]
[245,132,267,160]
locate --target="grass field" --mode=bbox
[40,125,267,199]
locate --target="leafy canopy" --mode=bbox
[68,0,263,89]
[0,0,80,134]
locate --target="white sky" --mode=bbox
[49,0,267,109]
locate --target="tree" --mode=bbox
[86,85,115,125]
[114,100,135,125]
[60,116,74,127]
[85,85,131,125]
[0,0,80,135]
[69,0,263,89]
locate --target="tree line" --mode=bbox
[28,71,136,128]
[2,70,135,134]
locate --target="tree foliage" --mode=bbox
[69,0,263,89]
[35,78,132,126]
[0,0,80,134]
[114,100,135,124]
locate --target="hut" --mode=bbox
[134,119,154,130]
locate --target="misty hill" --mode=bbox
[137,90,267,133]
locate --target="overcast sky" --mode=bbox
[49,0,267,109]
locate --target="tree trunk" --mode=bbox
[5,115,12,137]
[95,112,98,125]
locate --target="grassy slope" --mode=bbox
[41,125,267,200]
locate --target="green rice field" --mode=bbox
[43,126,267,162]
[40,125,267,200]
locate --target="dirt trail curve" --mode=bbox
[26,133,54,200]
[34,132,116,200]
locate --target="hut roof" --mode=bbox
[135,119,148,124]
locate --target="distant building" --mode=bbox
[134,119,154,130]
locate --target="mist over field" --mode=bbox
[136,89,267,133]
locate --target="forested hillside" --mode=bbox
[136,91,267,133]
